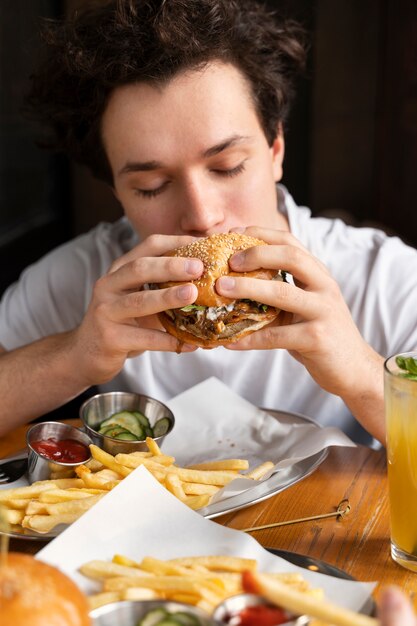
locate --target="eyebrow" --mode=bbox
[118,134,251,176]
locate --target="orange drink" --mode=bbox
[385,351,417,571]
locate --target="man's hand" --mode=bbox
[70,234,203,385]
[217,226,385,442]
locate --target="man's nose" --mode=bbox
[179,177,224,235]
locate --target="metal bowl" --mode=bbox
[26,421,93,483]
[212,593,309,626]
[79,391,175,455]
[90,599,216,626]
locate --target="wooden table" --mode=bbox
[2,420,417,604]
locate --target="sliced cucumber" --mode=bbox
[152,620,184,626]
[133,410,151,430]
[99,425,129,438]
[170,612,200,626]
[153,417,171,438]
[116,431,141,441]
[138,608,169,626]
[100,411,144,437]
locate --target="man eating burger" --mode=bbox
[0,0,416,446]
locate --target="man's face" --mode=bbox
[102,61,286,238]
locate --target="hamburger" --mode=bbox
[0,552,91,625]
[152,232,285,349]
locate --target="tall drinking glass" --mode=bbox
[384,351,417,571]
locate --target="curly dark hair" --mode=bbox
[27,0,307,184]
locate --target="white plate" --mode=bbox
[0,409,327,540]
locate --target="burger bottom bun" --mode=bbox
[158,309,279,349]
[0,552,91,626]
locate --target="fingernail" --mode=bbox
[231,252,244,268]
[177,284,194,300]
[218,276,235,290]
[185,259,202,275]
[181,344,198,352]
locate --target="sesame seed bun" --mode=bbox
[152,232,283,349]
[0,553,91,626]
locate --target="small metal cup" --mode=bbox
[212,593,309,626]
[26,421,92,483]
[79,391,175,455]
[90,599,216,626]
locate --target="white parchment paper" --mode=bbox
[163,378,356,502]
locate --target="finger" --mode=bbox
[110,234,199,273]
[110,283,199,321]
[229,243,330,290]
[378,586,417,626]
[224,319,311,352]
[116,325,197,354]
[235,226,308,252]
[216,275,322,320]
[105,256,203,292]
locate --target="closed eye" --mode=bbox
[134,181,170,198]
[213,161,246,178]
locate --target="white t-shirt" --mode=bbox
[1,186,417,444]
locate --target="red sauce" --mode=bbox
[31,438,90,463]
[228,605,290,626]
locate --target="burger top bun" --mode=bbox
[0,552,91,626]
[160,232,275,307]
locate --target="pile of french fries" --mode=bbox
[0,438,274,534]
[80,553,323,614]
[83,554,378,626]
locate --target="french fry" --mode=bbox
[187,459,249,471]
[165,466,240,486]
[34,478,85,489]
[145,436,162,456]
[43,493,104,516]
[0,483,55,502]
[5,498,33,510]
[123,588,159,601]
[22,512,81,533]
[89,445,132,478]
[3,508,25,525]
[38,488,105,503]
[168,555,258,572]
[112,554,141,568]
[80,560,153,580]
[116,453,175,468]
[245,461,275,480]
[182,483,219,496]
[79,473,121,491]
[140,556,195,577]
[88,591,122,610]
[25,501,48,515]
[164,473,187,501]
[183,494,211,510]
[84,458,104,472]
[243,571,377,626]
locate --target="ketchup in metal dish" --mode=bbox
[225,605,290,626]
[31,438,90,463]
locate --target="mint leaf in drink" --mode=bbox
[396,356,417,379]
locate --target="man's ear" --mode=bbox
[271,124,285,182]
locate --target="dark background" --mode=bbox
[1,0,417,297]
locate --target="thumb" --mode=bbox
[378,586,417,626]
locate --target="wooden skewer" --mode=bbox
[241,499,351,533]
